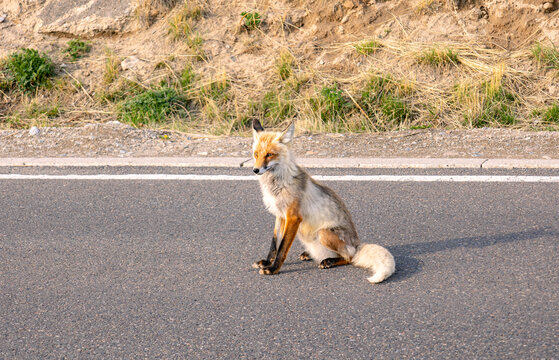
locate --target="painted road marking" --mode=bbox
[1,174,559,182]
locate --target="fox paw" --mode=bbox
[259,267,278,275]
[252,260,271,269]
[299,251,312,261]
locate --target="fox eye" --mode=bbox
[266,153,274,158]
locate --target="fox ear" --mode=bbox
[252,119,264,133]
[252,119,264,141]
[279,121,295,144]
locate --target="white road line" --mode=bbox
[1,174,559,182]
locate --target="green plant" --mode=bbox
[354,39,382,55]
[542,104,559,124]
[63,39,91,61]
[417,47,460,66]
[532,43,559,69]
[1,48,55,92]
[25,102,60,119]
[276,51,295,81]
[359,74,413,127]
[180,64,197,89]
[250,90,294,123]
[103,49,120,84]
[241,11,261,30]
[118,87,188,126]
[462,82,516,128]
[380,95,412,124]
[311,84,353,123]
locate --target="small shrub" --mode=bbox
[1,48,55,92]
[354,39,382,55]
[532,43,559,70]
[417,47,460,66]
[241,11,261,30]
[63,39,91,61]
[118,87,188,126]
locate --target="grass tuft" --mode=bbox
[532,43,559,70]
[417,47,460,66]
[103,49,120,85]
[354,39,383,55]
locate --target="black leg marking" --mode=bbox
[319,257,350,269]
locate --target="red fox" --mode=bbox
[251,119,395,284]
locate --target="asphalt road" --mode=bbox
[1,167,558,359]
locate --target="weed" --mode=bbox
[63,39,91,61]
[458,82,516,128]
[103,49,120,84]
[1,48,55,92]
[168,4,205,60]
[542,104,559,124]
[380,95,412,124]
[250,90,294,123]
[359,74,413,128]
[241,11,261,30]
[354,39,382,55]
[25,102,60,119]
[118,87,188,126]
[199,77,230,103]
[276,50,295,81]
[532,43,559,69]
[417,47,460,66]
[310,84,353,123]
[180,63,197,89]
[96,79,144,104]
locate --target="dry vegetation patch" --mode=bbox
[1,0,558,135]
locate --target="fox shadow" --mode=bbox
[387,227,557,283]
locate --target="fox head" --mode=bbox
[252,119,295,175]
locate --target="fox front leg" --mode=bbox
[259,203,302,275]
[252,216,283,269]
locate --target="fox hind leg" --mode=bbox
[316,229,354,269]
[319,257,350,269]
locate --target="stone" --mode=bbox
[543,2,554,12]
[29,126,40,136]
[36,0,136,38]
[120,56,141,71]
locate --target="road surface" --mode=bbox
[1,166,558,358]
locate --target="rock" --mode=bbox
[543,2,554,12]
[0,14,7,23]
[29,126,40,136]
[36,0,136,38]
[120,56,141,71]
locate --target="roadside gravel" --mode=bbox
[1,122,558,159]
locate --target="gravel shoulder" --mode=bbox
[1,122,558,159]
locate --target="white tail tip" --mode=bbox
[352,243,395,284]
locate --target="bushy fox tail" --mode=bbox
[351,243,395,284]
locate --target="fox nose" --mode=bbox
[253,168,259,174]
